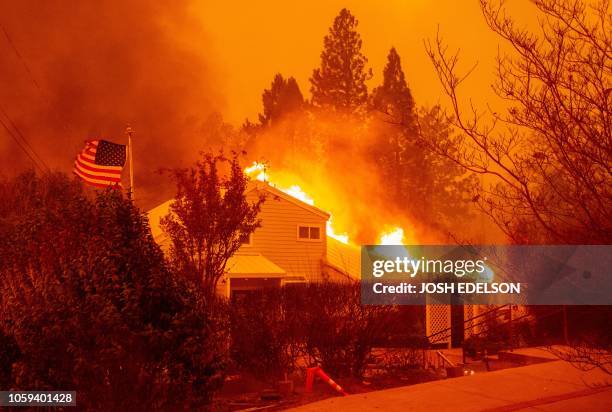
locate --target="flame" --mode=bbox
[244,162,268,182]
[245,161,404,246]
[480,263,494,282]
[281,186,349,244]
[283,185,314,205]
[379,227,405,245]
[326,217,349,244]
[246,162,350,244]
[375,227,411,261]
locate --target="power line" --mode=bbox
[1,20,71,150]
[0,113,45,173]
[1,22,48,103]
[0,104,50,171]
[0,22,51,173]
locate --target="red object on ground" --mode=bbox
[305,367,318,393]
[304,366,348,396]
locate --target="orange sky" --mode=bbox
[191,0,537,124]
[0,0,538,199]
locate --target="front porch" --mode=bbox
[220,252,287,299]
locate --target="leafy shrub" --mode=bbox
[230,282,395,379]
[230,287,301,379]
[0,172,229,411]
[304,282,397,377]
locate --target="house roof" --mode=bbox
[226,253,286,278]
[326,237,361,279]
[147,199,172,241]
[147,181,330,242]
[247,182,331,220]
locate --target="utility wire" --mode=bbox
[0,114,45,173]
[0,21,52,173]
[1,22,48,104]
[0,105,50,171]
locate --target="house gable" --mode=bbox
[246,182,331,220]
[243,183,328,280]
[147,182,331,281]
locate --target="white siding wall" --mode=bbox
[240,189,327,281]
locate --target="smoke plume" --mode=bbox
[0,1,223,207]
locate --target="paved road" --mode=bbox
[288,360,612,412]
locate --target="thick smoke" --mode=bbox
[244,111,449,245]
[0,1,222,207]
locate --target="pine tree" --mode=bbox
[370,48,418,201]
[370,49,475,233]
[259,74,304,126]
[310,8,372,114]
[371,47,417,131]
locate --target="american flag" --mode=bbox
[73,139,127,188]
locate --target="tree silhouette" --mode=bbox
[259,74,305,126]
[371,47,417,129]
[161,152,264,300]
[310,8,372,114]
[370,47,418,200]
[370,48,477,234]
[425,0,611,243]
[415,106,479,231]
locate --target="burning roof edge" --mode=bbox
[246,181,331,220]
[146,181,331,241]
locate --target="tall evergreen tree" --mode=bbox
[370,48,476,233]
[310,8,372,114]
[259,74,304,126]
[370,47,418,201]
[371,47,417,131]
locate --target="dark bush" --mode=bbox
[230,287,302,379]
[0,328,20,388]
[299,282,394,378]
[0,171,229,411]
[230,282,395,379]
[373,306,426,347]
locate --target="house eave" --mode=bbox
[247,181,331,220]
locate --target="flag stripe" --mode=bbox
[77,153,123,171]
[73,161,122,181]
[75,156,122,176]
[74,169,121,187]
[73,139,126,189]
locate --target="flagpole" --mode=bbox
[126,126,134,200]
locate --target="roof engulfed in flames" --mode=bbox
[244,161,405,246]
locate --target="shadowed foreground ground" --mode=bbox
[288,358,612,412]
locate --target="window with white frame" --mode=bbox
[297,224,322,241]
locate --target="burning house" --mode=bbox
[146,165,508,347]
[147,180,361,299]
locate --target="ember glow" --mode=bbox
[245,162,406,246]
